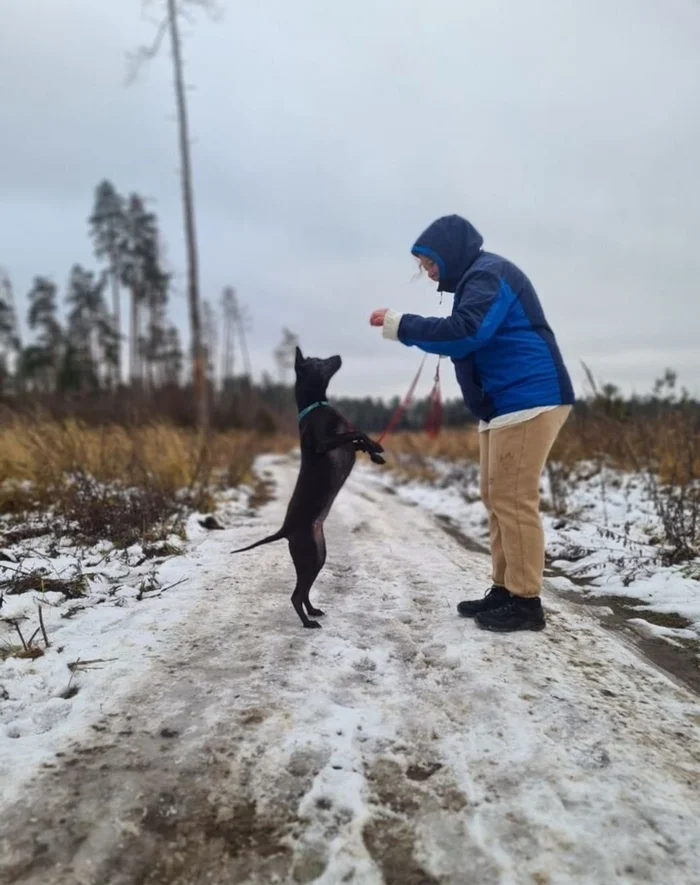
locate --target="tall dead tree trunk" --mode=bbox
[166,0,208,430]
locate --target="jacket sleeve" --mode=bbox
[391,272,516,358]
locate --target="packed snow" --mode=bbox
[0,455,699,885]
[0,484,256,795]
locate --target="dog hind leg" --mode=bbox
[304,522,327,618]
[289,525,326,628]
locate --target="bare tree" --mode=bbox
[220,286,236,383]
[202,298,217,388]
[274,328,299,386]
[232,291,253,381]
[128,0,215,428]
[220,285,253,384]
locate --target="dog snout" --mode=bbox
[325,355,342,376]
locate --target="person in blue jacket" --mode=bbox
[370,214,574,632]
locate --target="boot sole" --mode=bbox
[476,620,546,633]
[458,609,505,618]
[457,605,508,618]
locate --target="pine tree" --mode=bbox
[144,267,170,388]
[0,271,20,394]
[121,194,166,386]
[162,324,183,386]
[63,265,111,392]
[24,277,63,392]
[143,230,170,389]
[89,180,127,383]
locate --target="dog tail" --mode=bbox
[231,528,286,554]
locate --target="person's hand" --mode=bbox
[370,308,388,327]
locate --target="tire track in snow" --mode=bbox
[0,455,699,885]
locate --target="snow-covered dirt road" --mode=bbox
[1,455,699,885]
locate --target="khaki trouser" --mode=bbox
[479,406,571,598]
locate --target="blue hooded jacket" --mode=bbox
[400,215,575,422]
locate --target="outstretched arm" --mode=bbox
[371,271,514,358]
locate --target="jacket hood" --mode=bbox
[411,214,484,293]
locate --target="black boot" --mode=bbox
[457,585,511,618]
[475,595,546,632]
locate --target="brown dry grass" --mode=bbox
[550,409,700,486]
[0,421,293,493]
[385,427,480,463]
[384,412,700,483]
[383,428,480,482]
[0,419,295,545]
[0,408,697,556]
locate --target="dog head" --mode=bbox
[294,346,342,395]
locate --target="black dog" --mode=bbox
[232,347,385,628]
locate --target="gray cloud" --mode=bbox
[1,0,699,402]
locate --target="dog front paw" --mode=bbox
[370,452,386,465]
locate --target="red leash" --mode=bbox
[424,357,442,438]
[376,355,426,444]
[376,354,442,444]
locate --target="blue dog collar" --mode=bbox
[298,401,329,422]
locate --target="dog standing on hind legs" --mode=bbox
[232,346,385,628]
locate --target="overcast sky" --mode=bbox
[1,0,699,400]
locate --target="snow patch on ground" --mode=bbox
[0,458,283,801]
[373,457,700,644]
[0,456,698,885]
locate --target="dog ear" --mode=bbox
[294,346,304,369]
